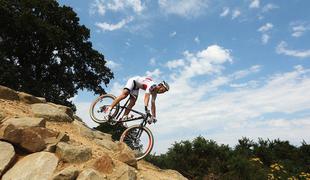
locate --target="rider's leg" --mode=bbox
[108,89,130,113]
[123,95,137,116]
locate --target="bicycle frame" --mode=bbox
[113,96,149,127]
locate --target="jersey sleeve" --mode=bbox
[145,83,156,93]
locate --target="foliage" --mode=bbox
[146,136,310,180]
[0,0,113,110]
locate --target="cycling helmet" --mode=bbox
[160,80,170,91]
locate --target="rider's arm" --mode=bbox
[151,93,157,118]
[144,93,150,111]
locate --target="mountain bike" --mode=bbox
[89,94,155,160]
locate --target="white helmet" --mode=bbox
[161,81,170,91]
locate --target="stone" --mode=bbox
[2,152,59,180]
[1,117,46,128]
[47,103,74,119]
[109,164,137,180]
[73,120,95,139]
[93,154,114,174]
[0,141,15,177]
[76,169,106,180]
[43,132,70,152]
[56,142,92,163]
[1,125,58,152]
[31,103,73,122]
[52,166,79,180]
[93,130,112,141]
[17,92,44,104]
[0,85,19,101]
[94,139,118,151]
[114,142,137,168]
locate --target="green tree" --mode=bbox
[0,0,113,110]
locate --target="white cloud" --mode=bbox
[158,0,209,18]
[258,23,273,44]
[95,17,134,31]
[146,69,162,79]
[169,31,177,37]
[276,41,310,58]
[261,34,270,44]
[230,65,261,79]
[232,10,241,19]
[106,0,144,13]
[220,7,230,17]
[262,3,278,13]
[290,22,310,38]
[194,36,200,43]
[166,59,185,69]
[249,0,260,9]
[106,60,121,69]
[90,0,106,16]
[258,23,273,32]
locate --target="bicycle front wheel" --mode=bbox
[120,125,154,161]
[89,94,119,124]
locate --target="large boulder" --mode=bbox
[31,103,73,122]
[17,92,45,104]
[2,152,59,180]
[76,169,106,180]
[109,163,137,180]
[94,139,118,151]
[0,85,19,101]
[1,125,59,152]
[0,141,15,177]
[56,142,92,163]
[72,120,95,139]
[93,154,115,174]
[1,117,46,128]
[114,142,137,168]
[52,165,80,180]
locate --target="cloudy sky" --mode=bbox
[58,0,310,154]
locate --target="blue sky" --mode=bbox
[58,0,310,154]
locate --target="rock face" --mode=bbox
[0,85,188,180]
[0,85,19,101]
[2,152,59,180]
[0,141,15,177]
[56,142,92,163]
[1,125,59,152]
[31,103,73,122]
[17,92,45,104]
[1,117,46,127]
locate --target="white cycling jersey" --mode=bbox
[124,76,156,96]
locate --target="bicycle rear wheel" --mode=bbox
[120,125,154,161]
[89,94,120,124]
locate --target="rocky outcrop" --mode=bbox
[56,142,92,163]
[0,85,19,101]
[31,103,73,122]
[2,152,59,180]
[17,92,45,104]
[0,85,187,180]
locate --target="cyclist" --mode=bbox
[106,76,169,124]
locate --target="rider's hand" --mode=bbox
[148,116,157,124]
